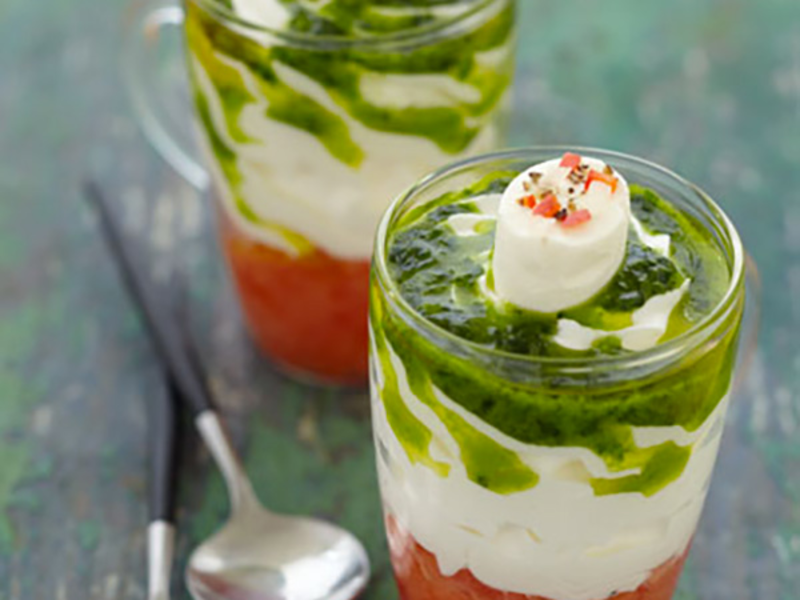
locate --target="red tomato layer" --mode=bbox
[219,214,370,386]
[387,516,690,600]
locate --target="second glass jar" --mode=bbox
[184,0,517,385]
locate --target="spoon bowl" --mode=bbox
[187,413,370,600]
[187,506,370,600]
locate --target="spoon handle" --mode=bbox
[147,377,181,600]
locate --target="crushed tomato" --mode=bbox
[387,515,690,600]
[219,211,369,386]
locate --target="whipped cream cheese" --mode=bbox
[554,279,690,352]
[230,0,476,31]
[230,0,290,30]
[372,338,729,600]
[444,183,684,353]
[192,52,500,258]
[492,155,631,313]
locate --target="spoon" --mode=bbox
[85,182,371,600]
[187,412,370,600]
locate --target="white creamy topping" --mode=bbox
[230,0,290,30]
[193,52,502,258]
[360,72,483,109]
[447,213,492,236]
[372,339,730,599]
[446,188,684,352]
[631,215,671,256]
[194,0,509,258]
[492,157,631,313]
[554,279,690,352]
[227,0,474,39]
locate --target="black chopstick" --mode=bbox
[83,181,213,418]
[148,375,181,523]
[84,181,188,600]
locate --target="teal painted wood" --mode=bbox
[0,0,799,598]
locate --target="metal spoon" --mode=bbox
[85,182,371,600]
[187,413,369,600]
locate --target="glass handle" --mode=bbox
[122,0,210,190]
[734,252,761,392]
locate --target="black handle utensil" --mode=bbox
[84,182,187,600]
[84,180,371,600]
[84,181,213,418]
[146,377,181,600]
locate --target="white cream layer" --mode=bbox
[230,0,475,31]
[230,0,290,31]
[192,48,503,259]
[554,279,690,352]
[372,337,730,600]
[492,158,631,313]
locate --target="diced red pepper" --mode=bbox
[533,194,561,218]
[559,152,582,169]
[585,169,619,193]
[521,194,537,208]
[560,208,592,228]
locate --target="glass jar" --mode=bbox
[369,147,746,600]
[184,0,517,385]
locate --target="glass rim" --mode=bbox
[373,145,746,374]
[190,0,509,50]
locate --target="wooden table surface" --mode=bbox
[1,0,799,598]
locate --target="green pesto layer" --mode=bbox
[370,173,743,497]
[388,173,730,356]
[185,0,515,166]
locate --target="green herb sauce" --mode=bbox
[387,175,729,356]
[185,0,515,162]
[371,172,743,496]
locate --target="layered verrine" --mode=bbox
[369,149,745,600]
[184,0,516,384]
